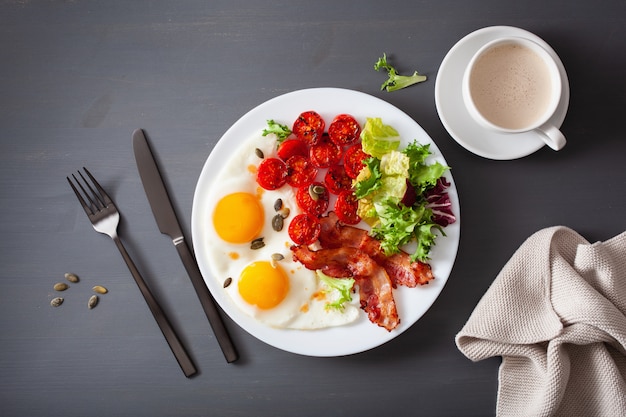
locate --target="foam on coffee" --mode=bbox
[468,42,553,130]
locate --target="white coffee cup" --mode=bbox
[462,37,566,151]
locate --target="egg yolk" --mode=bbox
[213,192,263,243]
[238,261,289,309]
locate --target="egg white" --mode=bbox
[203,133,358,329]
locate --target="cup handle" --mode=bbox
[536,124,566,151]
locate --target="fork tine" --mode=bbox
[76,170,105,211]
[83,167,113,206]
[67,174,94,216]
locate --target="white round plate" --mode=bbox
[192,88,461,356]
[435,26,570,160]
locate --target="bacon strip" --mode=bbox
[291,245,400,331]
[318,212,434,287]
[291,244,371,278]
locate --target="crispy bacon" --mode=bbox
[383,253,434,287]
[291,244,369,277]
[318,212,434,287]
[291,245,400,331]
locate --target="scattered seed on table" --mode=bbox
[53,282,69,291]
[88,295,99,309]
[92,285,108,294]
[64,273,80,283]
[50,297,64,307]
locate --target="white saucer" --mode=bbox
[435,26,570,160]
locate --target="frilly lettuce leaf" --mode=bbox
[316,271,355,311]
[374,53,427,92]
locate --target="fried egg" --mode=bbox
[203,133,358,329]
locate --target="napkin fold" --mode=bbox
[456,226,626,417]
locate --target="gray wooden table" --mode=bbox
[2,1,625,416]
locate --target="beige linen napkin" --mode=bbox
[456,226,626,416]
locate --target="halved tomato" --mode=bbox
[285,155,318,188]
[328,114,361,147]
[324,164,353,195]
[292,111,325,145]
[310,133,342,168]
[295,182,329,216]
[256,158,287,190]
[288,213,321,245]
[335,190,361,225]
[277,138,309,161]
[343,143,369,179]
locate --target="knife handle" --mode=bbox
[175,239,239,363]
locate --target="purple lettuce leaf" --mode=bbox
[424,177,456,227]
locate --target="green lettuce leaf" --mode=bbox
[360,117,400,158]
[369,198,440,262]
[354,157,382,199]
[371,199,425,256]
[403,141,449,193]
[409,162,448,194]
[317,271,355,311]
[374,53,427,92]
[262,119,291,143]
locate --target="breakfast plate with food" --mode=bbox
[192,88,460,356]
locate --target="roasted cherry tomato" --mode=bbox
[277,138,309,161]
[324,164,353,195]
[309,133,342,168]
[343,143,369,179]
[288,213,321,245]
[256,157,287,190]
[328,114,361,147]
[285,155,318,188]
[292,111,325,145]
[296,182,329,216]
[334,190,361,225]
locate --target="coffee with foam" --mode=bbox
[468,43,553,130]
[462,36,566,151]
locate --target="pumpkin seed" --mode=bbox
[88,295,99,309]
[223,277,232,288]
[278,206,290,219]
[50,297,64,307]
[255,148,264,159]
[250,237,265,250]
[272,214,284,231]
[54,282,69,291]
[270,253,285,268]
[92,285,108,294]
[308,184,326,201]
[312,184,326,195]
[64,272,80,283]
[274,198,283,211]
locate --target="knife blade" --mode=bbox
[132,128,238,363]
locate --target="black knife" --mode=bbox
[132,129,238,363]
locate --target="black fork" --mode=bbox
[68,168,197,377]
